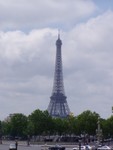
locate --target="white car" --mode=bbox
[97,145,111,150]
[73,146,85,150]
[73,145,91,150]
[9,143,16,150]
[85,145,92,150]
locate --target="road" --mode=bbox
[0,143,72,150]
[0,144,43,150]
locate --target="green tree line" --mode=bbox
[0,109,113,140]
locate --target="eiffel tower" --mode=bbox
[47,32,70,118]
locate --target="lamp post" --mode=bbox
[96,117,102,145]
[79,140,81,150]
[0,121,2,144]
[27,135,30,146]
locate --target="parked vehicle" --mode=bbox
[85,145,92,150]
[49,145,65,150]
[73,145,92,150]
[73,146,85,150]
[97,145,111,150]
[9,143,16,150]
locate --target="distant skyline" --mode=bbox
[0,0,113,120]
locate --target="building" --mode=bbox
[47,33,70,118]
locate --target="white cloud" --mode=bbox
[0,0,97,30]
[0,1,113,120]
[63,11,113,118]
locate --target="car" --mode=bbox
[72,146,79,150]
[49,145,65,150]
[97,145,111,150]
[85,145,92,150]
[73,146,86,150]
[9,143,16,150]
[73,145,92,150]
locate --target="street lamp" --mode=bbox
[79,140,81,150]
[96,117,102,145]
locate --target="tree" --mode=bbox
[28,109,53,135]
[53,118,66,136]
[102,115,113,138]
[10,113,28,138]
[66,115,76,135]
[2,120,11,137]
[76,110,99,135]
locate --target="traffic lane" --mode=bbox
[0,144,72,150]
[0,144,9,150]
[0,144,42,150]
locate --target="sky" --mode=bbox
[0,0,113,120]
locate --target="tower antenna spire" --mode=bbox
[58,29,60,39]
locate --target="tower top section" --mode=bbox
[56,31,62,46]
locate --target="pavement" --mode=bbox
[1,140,113,150]
[0,141,73,150]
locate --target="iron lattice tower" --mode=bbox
[47,33,70,118]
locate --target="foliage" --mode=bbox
[102,116,113,138]
[1,109,113,140]
[76,110,99,135]
[28,109,53,135]
[2,113,28,138]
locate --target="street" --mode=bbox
[0,144,42,150]
[0,143,72,150]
